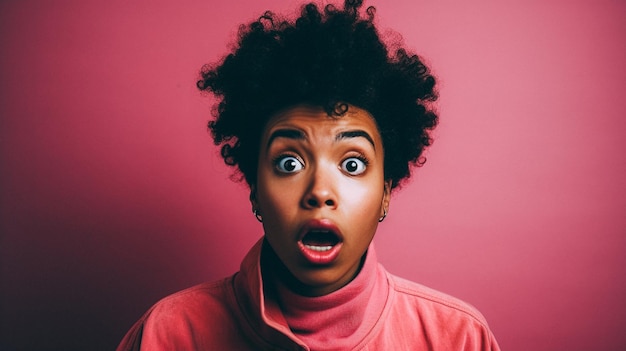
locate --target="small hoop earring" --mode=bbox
[378,209,388,222]
[253,209,263,223]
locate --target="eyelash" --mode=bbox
[349,153,370,166]
[342,153,370,175]
[272,153,304,171]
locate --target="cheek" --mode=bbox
[258,177,298,219]
[341,180,384,213]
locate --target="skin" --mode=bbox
[251,104,391,297]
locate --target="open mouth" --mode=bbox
[297,220,343,264]
[301,230,341,252]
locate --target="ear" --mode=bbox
[381,180,392,216]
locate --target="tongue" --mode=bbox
[302,231,338,246]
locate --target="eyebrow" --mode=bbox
[266,128,375,150]
[336,130,376,150]
[266,129,306,150]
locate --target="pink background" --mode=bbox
[1,0,625,350]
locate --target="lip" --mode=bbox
[297,219,343,265]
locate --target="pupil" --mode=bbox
[285,159,296,171]
[347,160,357,172]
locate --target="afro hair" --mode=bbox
[198,0,438,190]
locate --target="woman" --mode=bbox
[118,1,500,349]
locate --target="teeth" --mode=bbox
[304,244,333,252]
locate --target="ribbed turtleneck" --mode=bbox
[266,246,389,351]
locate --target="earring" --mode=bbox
[253,209,263,223]
[378,209,388,222]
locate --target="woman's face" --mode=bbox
[253,105,390,296]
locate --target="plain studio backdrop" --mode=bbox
[1,0,624,350]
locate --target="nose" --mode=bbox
[301,164,338,209]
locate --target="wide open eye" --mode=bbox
[341,157,367,175]
[275,156,304,173]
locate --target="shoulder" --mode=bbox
[388,273,490,326]
[142,277,239,331]
[364,271,500,351]
[117,277,239,350]
[383,272,501,350]
[150,277,234,313]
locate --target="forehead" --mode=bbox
[262,105,381,141]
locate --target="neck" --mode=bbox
[261,241,388,351]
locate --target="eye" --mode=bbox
[341,157,367,175]
[275,155,304,173]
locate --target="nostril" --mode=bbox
[307,198,318,207]
[324,199,334,206]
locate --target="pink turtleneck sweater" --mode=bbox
[117,239,500,350]
[270,241,388,350]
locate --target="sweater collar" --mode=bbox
[265,238,389,350]
[235,238,389,350]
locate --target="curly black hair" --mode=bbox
[197,0,438,190]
